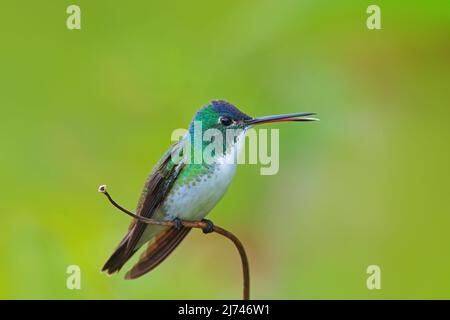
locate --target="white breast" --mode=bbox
[161,130,246,221]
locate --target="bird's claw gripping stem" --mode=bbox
[201,219,215,234]
[173,218,183,230]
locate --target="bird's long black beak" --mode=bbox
[244,112,319,125]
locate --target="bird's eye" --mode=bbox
[219,116,233,126]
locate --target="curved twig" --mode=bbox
[98,185,250,300]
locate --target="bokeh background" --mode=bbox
[1,0,449,299]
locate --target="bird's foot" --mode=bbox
[201,219,215,234]
[172,218,183,230]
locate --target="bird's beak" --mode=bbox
[244,112,319,125]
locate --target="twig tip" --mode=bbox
[98,185,107,193]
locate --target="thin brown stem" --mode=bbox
[98,185,250,300]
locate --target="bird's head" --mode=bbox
[189,100,318,134]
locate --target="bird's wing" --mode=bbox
[102,140,186,275]
[125,141,185,255]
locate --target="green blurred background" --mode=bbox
[1,0,449,299]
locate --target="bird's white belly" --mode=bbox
[135,130,247,249]
[161,129,246,221]
[161,163,237,221]
[135,163,237,249]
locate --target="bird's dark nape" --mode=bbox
[210,100,252,121]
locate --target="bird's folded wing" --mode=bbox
[125,141,185,257]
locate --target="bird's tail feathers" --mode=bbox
[102,233,136,275]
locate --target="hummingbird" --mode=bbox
[102,100,318,279]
